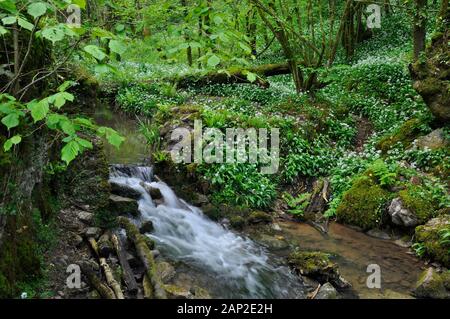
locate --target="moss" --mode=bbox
[415,215,450,267]
[414,268,450,299]
[336,176,390,231]
[229,215,246,229]
[288,250,340,284]
[399,185,437,224]
[376,118,424,153]
[247,211,272,224]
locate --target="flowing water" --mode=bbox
[110,165,306,299]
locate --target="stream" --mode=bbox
[94,105,423,299]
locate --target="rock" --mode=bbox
[366,229,392,240]
[76,211,94,225]
[256,234,289,250]
[229,216,245,229]
[84,227,102,240]
[156,261,176,283]
[414,267,450,299]
[388,198,419,227]
[192,193,209,206]
[394,238,412,248]
[139,220,154,234]
[68,232,84,247]
[191,286,211,299]
[151,249,161,259]
[140,182,162,200]
[126,252,139,268]
[109,194,140,217]
[247,211,273,224]
[415,215,450,267]
[315,282,338,299]
[110,181,142,200]
[271,223,282,231]
[288,250,350,288]
[414,128,449,150]
[164,284,192,299]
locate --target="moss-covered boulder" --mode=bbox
[247,211,273,224]
[288,250,343,286]
[414,267,450,299]
[336,176,390,231]
[398,185,437,225]
[376,118,425,153]
[415,215,450,267]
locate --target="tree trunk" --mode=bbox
[413,0,428,61]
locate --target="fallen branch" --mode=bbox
[80,263,116,299]
[99,257,125,299]
[111,233,138,295]
[118,217,167,299]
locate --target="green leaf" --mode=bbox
[60,119,75,135]
[75,137,93,149]
[109,40,126,55]
[61,140,80,165]
[98,127,124,149]
[28,100,49,122]
[0,0,17,14]
[72,0,87,9]
[3,135,21,151]
[58,81,75,92]
[27,2,47,19]
[18,18,34,31]
[246,71,257,83]
[83,45,106,61]
[207,54,220,68]
[1,113,19,129]
[2,16,16,25]
[0,25,8,35]
[41,26,65,43]
[46,113,64,129]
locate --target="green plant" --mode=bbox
[412,242,426,257]
[368,159,397,187]
[282,192,311,217]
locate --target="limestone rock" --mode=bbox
[110,181,142,200]
[109,194,140,217]
[414,128,449,150]
[414,267,450,299]
[388,198,419,227]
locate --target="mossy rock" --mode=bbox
[414,267,450,299]
[336,176,390,231]
[376,118,425,153]
[398,185,437,225]
[415,215,450,267]
[288,250,340,284]
[247,211,272,224]
[229,215,246,229]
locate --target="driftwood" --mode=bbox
[118,216,167,299]
[111,233,138,295]
[98,232,113,258]
[80,262,116,299]
[305,178,331,234]
[142,274,153,299]
[173,63,291,89]
[99,257,125,299]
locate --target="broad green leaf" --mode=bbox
[72,0,86,9]
[28,100,49,122]
[60,119,75,135]
[239,42,252,54]
[0,25,8,35]
[27,2,47,19]
[1,113,19,129]
[0,0,17,14]
[3,135,21,151]
[18,18,34,31]
[83,45,106,61]
[94,63,110,74]
[2,16,16,25]
[75,137,93,149]
[58,80,75,92]
[207,54,220,68]
[41,26,65,43]
[61,140,80,165]
[98,127,124,149]
[246,71,257,83]
[109,40,126,55]
[46,113,64,129]
[74,117,94,128]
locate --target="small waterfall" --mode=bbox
[110,165,305,299]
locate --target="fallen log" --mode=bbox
[118,216,167,299]
[98,232,113,258]
[143,274,153,299]
[174,63,291,89]
[99,257,125,299]
[111,233,139,295]
[80,262,116,299]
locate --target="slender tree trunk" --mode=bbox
[413,0,428,61]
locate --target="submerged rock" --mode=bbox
[315,282,338,299]
[366,229,392,240]
[388,198,419,227]
[414,267,450,299]
[109,194,140,217]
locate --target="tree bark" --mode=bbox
[111,233,139,295]
[413,0,428,61]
